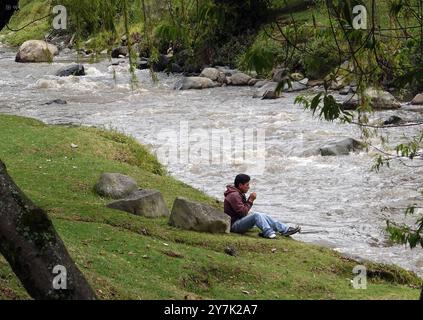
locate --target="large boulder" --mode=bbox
[107,189,170,217]
[253,82,282,100]
[152,54,172,72]
[94,173,138,199]
[56,64,85,77]
[319,138,365,156]
[343,89,402,110]
[169,197,231,233]
[411,93,423,105]
[200,67,226,83]
[15,40,59,63]
[174,77,220,90]
[111,46,128,58]
[227,72,252,86]
[365,88,401,110]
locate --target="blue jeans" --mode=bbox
[230,212,289,238]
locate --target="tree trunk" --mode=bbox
[0,1,19,31]
[0,160,96,300]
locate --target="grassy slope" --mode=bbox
[0,0,51,47]
[0,114,421,300]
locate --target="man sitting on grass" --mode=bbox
[224,174,301,239]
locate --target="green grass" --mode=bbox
[0,0,51,47]
[0,114,421,300]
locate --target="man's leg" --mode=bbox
[231,213,275,238]
[253,211,289,234]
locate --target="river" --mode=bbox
[1,43,423,277]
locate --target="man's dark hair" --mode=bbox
[234,174,250,188]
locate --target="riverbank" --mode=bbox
[0,114,421,299]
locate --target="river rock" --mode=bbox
[253,82,282,100]
[15,40,59,63]
[343,89,401,110]
[153,54,172,72]
[200,67,226,83]
[339,86,352,96]
[111,46,128,58]
[411,93,423,105]
[365,88,401,109]
[169,197,231,233]
[254,80,268,88]
[227,72,252,86]
[248,78,259,86]
[329,78,345,90]
[383,115,403,125]
[107,189,170,217]
[56,64,85,77]
[171,63,183,73]
[283,78,309,92]
[290,72,305,81]
[319,138,365,156]
[342,94,360,110]
[94,173,138,199]
[136,59,149,70]
[308,79,325,87]
[174,77,220,90]
[43,99,67,105]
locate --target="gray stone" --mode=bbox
[248,78,260,86]
[171,63,183,73]
[339,86,351,96]
[15,40,59,63]
[224,246,237,256]
[136,60,149,70]
[200,68,220,81]
[56,64,85,77]
[111,46,128,58]
[43,99,67,105]
[308,79,325,87]
[342,94,360,110]
[383,115,403,125]
[107,189,170,217]
[94,173,138,199]
[228,72,252,86]
[169,197,231,233]
[152,54,172,72]
[342,89,401,110]
[319,138,365,156]
[174,77,220,90]
[253,82,282,100]
[283,78,309,92]
[411,93,423,105]
[365,88,401,110]
[254,80,269,88]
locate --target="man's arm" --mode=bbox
[227,192,254,217]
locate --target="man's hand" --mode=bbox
[248,192,257,202]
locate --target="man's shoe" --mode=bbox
[282,226,301,237]
[259,232,277,239]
